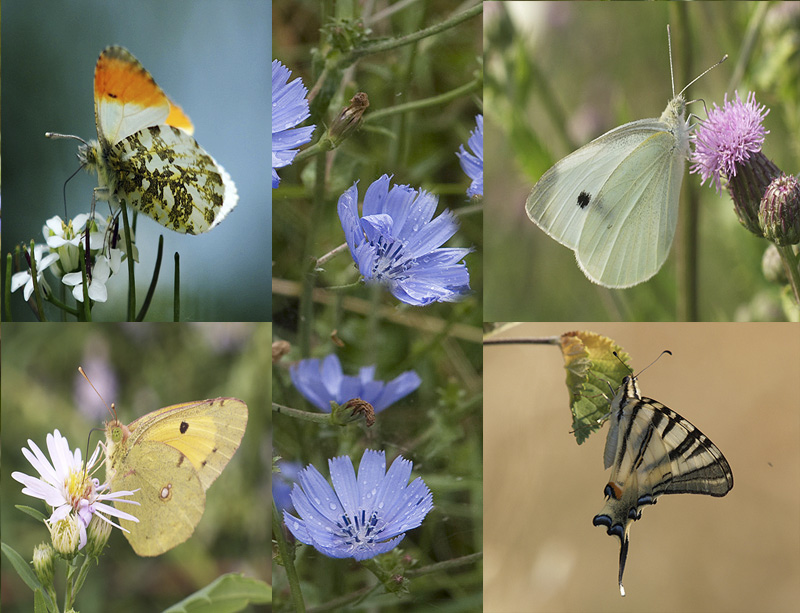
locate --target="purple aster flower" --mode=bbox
[283,449,433,560]
[690,91,770,194]
[290,354,421,413]
[457,114,483,198]
[337,174,473,306]
[272,59,316,188]
[11,430,139,553]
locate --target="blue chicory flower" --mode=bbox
[290,354,421,413]
[273,460,303,514]
[337,174,473,306]
[272,59,316,188]
[283,449,433,560]
[457,114,483,198]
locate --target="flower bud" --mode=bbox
[727,151,781,237]
[85,512,112,557]
[330,92,369,145]
[32,543,55,586]
[341,398,376,427]
[758,173,800,245]
[272,340,291,363]
[49,516,81,559]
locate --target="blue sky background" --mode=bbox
[2,0,271,321]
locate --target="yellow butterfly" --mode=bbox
[104,397,248,556]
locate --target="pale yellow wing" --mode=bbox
[126,397,248,489]
[112,440,205,556]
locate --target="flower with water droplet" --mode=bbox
[289,353,421,413]
[337,174,473,305]
[283,449,433,560]
[272,59,316,188]
[457,114,483,198]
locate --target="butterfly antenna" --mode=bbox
[78,366,115,421]
[667,24,676,98]
[45,133,92,218]
[679,54,728,98]
[635,350,673,378]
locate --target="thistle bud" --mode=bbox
[758,173,800,245]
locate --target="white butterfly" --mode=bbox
[525,28,725,288]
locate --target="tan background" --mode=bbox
[484,323,800,612]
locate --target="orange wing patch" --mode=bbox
[78,45,235,234]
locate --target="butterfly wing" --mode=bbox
[112,440,205,557]
[107,125,239,234]
[526,119,665,251]
[527,94,691,288]
[576,127,685,288]
[593,379,733,596]
[93,46,194,149]
[126,397,248,490]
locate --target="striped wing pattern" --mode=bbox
[592,375,733,596]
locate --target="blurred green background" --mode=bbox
[1,0,271,321]
[1,323,271,611]
[484,1,798,321]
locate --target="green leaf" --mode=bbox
[162,573,271,613]
[1,542,56,611]
[1,541,43,592]
[558,331,631,444]
[16,505,48,522]
[34,589,49,613]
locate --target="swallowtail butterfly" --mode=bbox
[592,373,734,596]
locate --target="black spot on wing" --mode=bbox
[577,191,591,208]
[180,421,189,434]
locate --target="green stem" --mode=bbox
[4,253,13,321]
[340,2,482,65]
[365,76,482,124]
[405,552,483,577]
[292,137,334,165]
[44,293,79,317]
[272,500,306,613]
[174,251,181,322]
[777,244,800,305]
[120,201,136,321]
[298,141,328,357]
[316,242,349,266]
[272,403,333,424]
[70,555,93,601]
[324,280,362,292]
[136,235,164,321]
[78,244,91,321]
[27,241,48,321]
[47,586,59,613]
